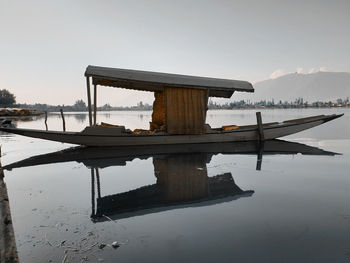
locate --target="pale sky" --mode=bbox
[1,0,349,106]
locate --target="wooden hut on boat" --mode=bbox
[84,66,254,134]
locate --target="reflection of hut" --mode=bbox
[154,154,209,201]
[93,153,254,220]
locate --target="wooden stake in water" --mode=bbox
[44,111,48,131]
[256,112,264,141]
[60,109,66,132]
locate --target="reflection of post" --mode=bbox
[0,148,19,262]
[96,168,101,199]
[256,141,264,171]
[90,168,95,218]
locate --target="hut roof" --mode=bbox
[85,65,254,98]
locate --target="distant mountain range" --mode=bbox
[235,71,350,103]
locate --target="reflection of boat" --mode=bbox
[0,66,343,146]
[2,139,338,171]
[2,139,339,221]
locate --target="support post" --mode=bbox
[44,111,48,131]
[256,112,264,141]
[93,84,97,125]
[86,77,93,126]
[60,109,66,132]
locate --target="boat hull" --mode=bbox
[0,114,342,147]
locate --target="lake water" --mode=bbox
[1,109,350,263]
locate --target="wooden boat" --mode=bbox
[0,66,343,146]
[0,108,42,117]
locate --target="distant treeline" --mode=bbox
[208,97,350,109]
[14,100,152,112]
[8,97,350,112]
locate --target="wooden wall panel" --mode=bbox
[165,87,208,134]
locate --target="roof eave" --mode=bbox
[85,65,254,98]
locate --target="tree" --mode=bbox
[73,99,87,110]
[0,89,16,106]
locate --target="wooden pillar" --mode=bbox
[256,112,264,141]
[60,109,66,132]
[93,84,97,125]
[86,77,93,126]
[44,111,48,131]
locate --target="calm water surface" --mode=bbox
[1,109,350,263]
